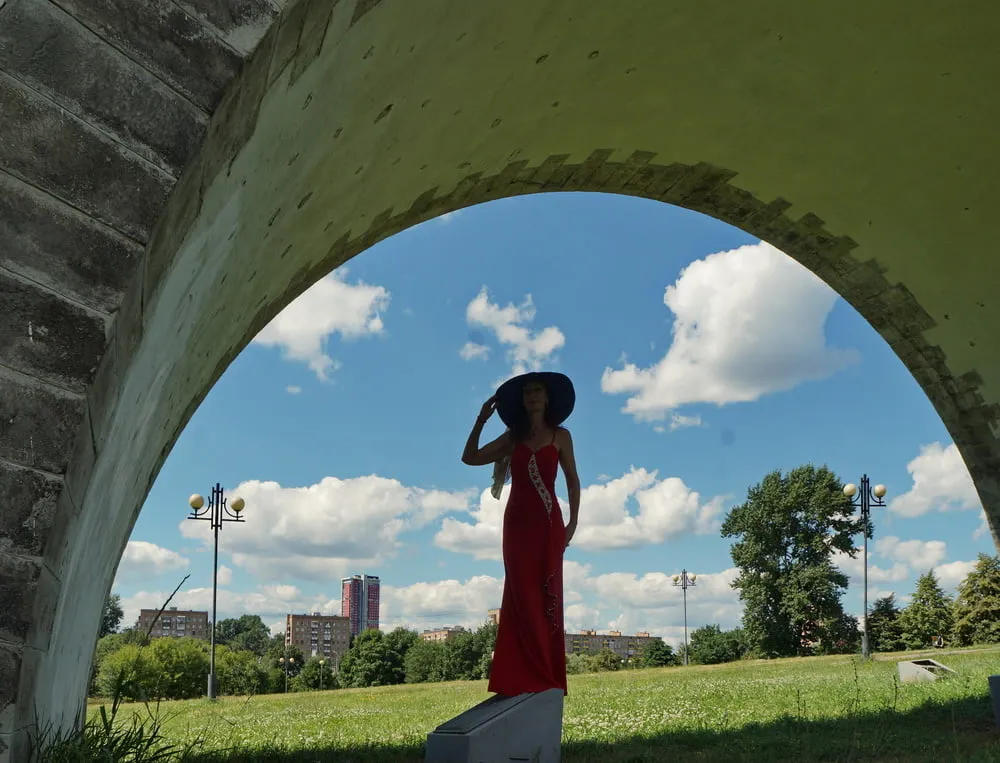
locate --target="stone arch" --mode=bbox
[1,0,998,756]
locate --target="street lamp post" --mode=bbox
[843,475,887,660]
[672,570,697,666]
[319,659,326,691]
[187,483,245,699]
[279,656,295,692]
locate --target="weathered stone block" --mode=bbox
[62,404,95,517]
[0,0,207,175]
[86,320,119,453]
[268,0,310,86]
[175,0,282,54]
[0,272,108,394]
[40,488,79,583]
[0,554,41,644]
[0,72,173,244]
[116,266,145,386]
[52,0,244,111]
[289,0,338,85]
[0,368,84,475]
[0,172,141,314]
[0,462,60,558]
[0,642,22,727]
[142,147,206,312]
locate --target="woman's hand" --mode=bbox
[477,395,497,425]
[565,519,578,548]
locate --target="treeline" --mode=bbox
[92,610,683,700]
[688,461,1000,665]
[677,552,1000,667]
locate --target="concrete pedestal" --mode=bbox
[425,689,564,763]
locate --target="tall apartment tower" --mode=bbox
[341,574,380,636]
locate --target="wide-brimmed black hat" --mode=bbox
[495,371,575,428]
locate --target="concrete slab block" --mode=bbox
[425,689,563,763]
[898,658,956,683]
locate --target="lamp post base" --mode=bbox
[207,673,218,700]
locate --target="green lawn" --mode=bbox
[88,648,1000,762]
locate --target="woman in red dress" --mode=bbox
[461,371,581,696]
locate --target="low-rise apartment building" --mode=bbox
[564,629,656,658]
[285,612,351,666]
[135,607,209,640]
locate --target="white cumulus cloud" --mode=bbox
[601,241,858,422]
[380,576,503,632]
[252,268,390,380]
[934,560,978,589]
[889,442,981,518]
[114,541,189,585]
[463,287,565,381]
[179,475,474,582]
[875,536,948,571]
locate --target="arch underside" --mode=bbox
[1,0,999,756]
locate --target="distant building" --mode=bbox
[285,612,351,666]
[420,626,467,642]
[341,574,380,636]
[135,607,208,640]
[564,629,656,658]
[487,608,501,626]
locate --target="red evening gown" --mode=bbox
[487,433,568,696]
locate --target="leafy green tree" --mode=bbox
[148,637,210,700]
[565,653,590,674]
[99,594,125,638]
[383,627,420,683]
[866,594,905,653]
[338,629,398,688]
[639,638,678,668]
[97,644,160,702]
[687,625,747,665]
[405,639,447,683]
[292,656,338,691]
[721,465,865,657]
[216,615,271,655]
[899,570,954,649]
[444,631,482,681]
[216,646,269,696]
[952,554,1000,646]
[590,648,622,672]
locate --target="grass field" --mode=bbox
[85,648,1000,762]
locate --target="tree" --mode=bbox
[721,465,865,658]
[951,553,1000,646]
[591,648,623,671]
[216,615,271,655]
[866,594,905,653]
[216,646,269,696]
[383,627,420,684]
[338,629,398,688]
[97,644,160,702]
[292,656,337,691]
[687,625,747,665]
[99,594,124,638]
[405,639,447,683]
[444,631,482,681]
[639,638,678,668]
[148,637,210,700]
[899,570,954,649]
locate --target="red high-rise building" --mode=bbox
[341,574,380,636]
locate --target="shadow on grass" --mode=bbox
[179,694,1000,763]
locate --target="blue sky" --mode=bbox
[113,192,993,646]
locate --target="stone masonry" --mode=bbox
[1,0,999,757]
